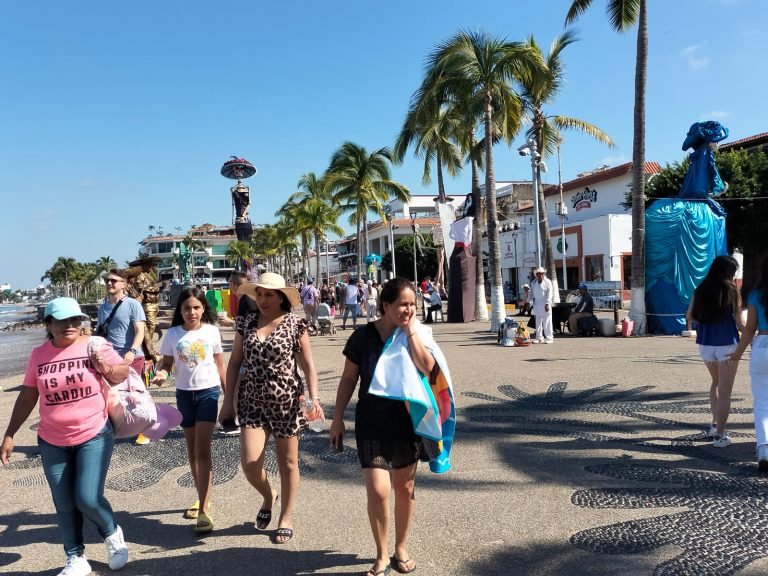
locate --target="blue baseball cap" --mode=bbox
[44,297,88,321]
[578,283,588,290]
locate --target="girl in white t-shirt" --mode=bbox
[152,287,225,533]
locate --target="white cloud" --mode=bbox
[701,110,731,120]
[599,154,629,167]
[680,43,711,70]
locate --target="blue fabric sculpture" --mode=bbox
[645,121,729,335]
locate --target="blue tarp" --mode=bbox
[645,198,727,335]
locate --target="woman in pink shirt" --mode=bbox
[1,298,130,576]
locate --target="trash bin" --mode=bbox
[598,317,616,337]
[621,318,634,337]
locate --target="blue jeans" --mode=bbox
[39,422,117,557]
[343,303,359,324]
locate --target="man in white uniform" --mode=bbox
[530,266,554,343]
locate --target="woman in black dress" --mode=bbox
[330,278,437,575]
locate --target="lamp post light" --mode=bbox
[519,138,543,269]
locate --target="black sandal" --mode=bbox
[255,509,272,530]
[273,527,293,544]
[390,555,416,574]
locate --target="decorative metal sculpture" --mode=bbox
[221,156,256,242]
[125,255,166,362]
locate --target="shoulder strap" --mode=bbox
[100,298,125,333]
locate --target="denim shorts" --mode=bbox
[176,386,221,428]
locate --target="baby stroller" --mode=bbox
[316,303,336,335]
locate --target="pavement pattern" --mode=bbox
[1,319,767,576]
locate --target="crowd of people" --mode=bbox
[5,255,768,575]
[1,271,454,576]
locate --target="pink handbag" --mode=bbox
[89,337,158,438]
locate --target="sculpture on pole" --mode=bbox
[645,121,729,335]
[221,156,257,242]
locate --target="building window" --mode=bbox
[585,255,604,281]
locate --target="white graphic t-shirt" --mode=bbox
[160,323,223,391]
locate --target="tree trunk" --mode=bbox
[436,154,447,289]
[315,233,322,286]
[471,139,489,321]
[629,0,648,335]
[537,169,560,302]
[356,221,362,279]
[484,94,505,332]
[363,216,370,279]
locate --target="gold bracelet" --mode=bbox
[408,331,417,337]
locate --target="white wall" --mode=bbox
[548,174,631,228]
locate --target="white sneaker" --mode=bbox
[104,525,128,570]
[707,424,717,438]
[530,339,541,344]
[758,444,768,472]
[544,339,554,344]
[58,555,92,576]
[713,434,732,448]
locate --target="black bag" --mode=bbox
[94,299,124,338]
[578,315,599,336]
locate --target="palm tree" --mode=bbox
[226,240,253,271]
[276,200,312,282]
[327,142,410,279]
[422,30,541,331]
[302,198,344,285]
[566,0,647,333]
[520,31,615,299]
[394,93,464,288]
[41,256,80,298]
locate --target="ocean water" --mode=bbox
[0,304,45,378]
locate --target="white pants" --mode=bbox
[533,307,553,341]
[366,300,378,320]
[750,335,768,446]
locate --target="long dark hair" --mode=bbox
[378,277,416,315]
[171,287,215,327]
[691,255,739,324]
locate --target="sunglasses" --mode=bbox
[53,317,84,326]
[106,278,124,284]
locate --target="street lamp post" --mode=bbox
[324,237,330,285]
[384,205,397,279]
[520,138,542,269]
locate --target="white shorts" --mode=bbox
[698,343,737,363]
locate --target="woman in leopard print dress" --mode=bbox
[220,273,323,544]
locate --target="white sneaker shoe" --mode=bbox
[713,434,732,448]
[104,525,128,570]
[530,339,541,344]
[544,339,554,344]
[758,444,768,472]
[58,555,92,576]
[707,424,717,438]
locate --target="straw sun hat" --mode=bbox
[237,272,300,308]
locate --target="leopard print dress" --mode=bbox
[236,311,309,437]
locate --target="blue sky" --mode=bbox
[2,0,766,290]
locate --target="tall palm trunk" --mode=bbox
[356,221,362,279]
[470,135,489,321]
[362,216,370,278]
[536,169,561,302]
[435,154,446,288]
[483,94,505,332]
[629,0,648,334]
[315,233,322,286]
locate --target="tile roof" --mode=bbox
[546,161,662,196]
[719,131,768,151]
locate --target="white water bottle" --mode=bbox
[300,395,325,432]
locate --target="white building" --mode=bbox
[496,162,662,302]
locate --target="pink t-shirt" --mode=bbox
[24,337,121,446]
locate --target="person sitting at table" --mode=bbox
[568,283,595,335]
[517,284,532,316]
[424,286,443,323]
